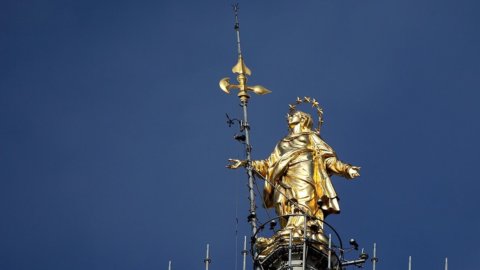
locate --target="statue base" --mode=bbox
[255,233,339,270]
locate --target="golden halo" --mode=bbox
[288,96,324,134]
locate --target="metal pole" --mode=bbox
[233,4,258,244]
[302,213,307,270]
[328,234,332,270]
[445,257,448,270]
[168,260,171,270]
[204,244,211,270]
[288,231,293,270]
[372,243,377,270]
[224,5,271,270]
[233,4,242,56]
[242,236,248,270]
[242,100,258,236]
[240,100,262,270]
[408,256,411,270]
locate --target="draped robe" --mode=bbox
[252,131,352,229]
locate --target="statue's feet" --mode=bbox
[310,232,327,243]
[256,236,274,249]
[276,226,304,241]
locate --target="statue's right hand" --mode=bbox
[226,159,246,169]
[348,166,361,179]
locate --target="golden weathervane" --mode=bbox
[219,4,271,103]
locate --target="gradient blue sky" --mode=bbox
[1,0,479,270]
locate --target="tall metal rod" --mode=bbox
[242,100,258,232]
[233,4,242,57]
[241,99,259,245]
[242,236,248,270]
[408,256,412,270]
[232,3,259,249]
[222,5,271,270]
[372,243,377,270]
[168,260,171,270]
[328,234,332,270]
[302,214,307,270]
[204,244,211,270]
[445,257,448,270]
[288,231,293,270]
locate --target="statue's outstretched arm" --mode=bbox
[311,134,360,179]
[226,152,274,179]
[226,159,247,169]
[325,157,360,179]
[226,153,276,208]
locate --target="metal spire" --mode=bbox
[242,236,248,270]
[204,244,211,270]
[327,234,332,270]
[219,4,271,269]
[233,4,242,57]
[219,4,271,98]
[371,243,378,270]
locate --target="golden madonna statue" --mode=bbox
[228,103,360,246]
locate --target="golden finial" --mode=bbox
[219,3,271,102]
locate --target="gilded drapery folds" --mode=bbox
[252,131,353,232]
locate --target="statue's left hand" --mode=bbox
[226,158,247,169]
[348,166,361,179]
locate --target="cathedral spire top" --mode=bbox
[219,3,271,102]
[233,3,243,58]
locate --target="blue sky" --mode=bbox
[1,0,479,269]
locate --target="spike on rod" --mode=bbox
[371,243,378,270]
[204,244,211,270]
[219,3,271,102]
[231,4,251,77]
[242,236,248,270]
[233,3,242,57]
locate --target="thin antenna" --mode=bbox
[302,214,307,270]
[234,204,238,270]
[232,3,242,57]
[168,260,172,270]
[204,244,211,270]
[288,231,293,269]
[242,236,248,270]
[328,234,332,270]
[408,256,412,270]
[445,257,448,270]
[372,243,378,270]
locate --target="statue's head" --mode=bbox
[288,97,324,134]
[288,111,313,130]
